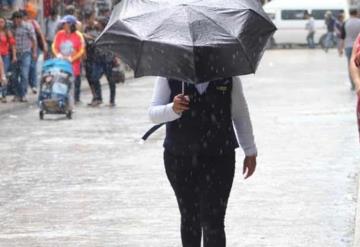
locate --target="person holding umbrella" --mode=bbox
[149,75,257,246]
[96,1,276,246]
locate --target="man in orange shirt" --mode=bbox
[52,15,85,104]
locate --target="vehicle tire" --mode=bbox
[66,110,72,120]
[266,37,276,49]
[39,111,44,120]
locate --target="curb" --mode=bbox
[354,175,360,247]
[0,72,134,116]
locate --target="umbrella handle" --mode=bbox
[182,81,185,95]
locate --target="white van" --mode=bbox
[264,0,350,46]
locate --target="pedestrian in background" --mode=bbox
[82,8,99,106]
[12,11,36,102]
[0,15,16,103]
[88,18,118,107]
[0,16,16,76]
[339,8,360,91]
[23,4,48,94]
[148,76,257,247]
[335,12,345,43]
[324,11,337,52]
[52,15,85,104]
[305,12,315,49]
[45,9,61,55]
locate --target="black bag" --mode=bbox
[31,20,44,51]
[36,30,44,51]
[112,66,125,84]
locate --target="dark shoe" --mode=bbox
[12,96,20,102]
[109,102,116,107]
[89,100,102,107]
[31,87,37,94]
[20,97,28,102]
[1,97,7,103]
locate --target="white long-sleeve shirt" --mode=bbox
[148,77,257,156]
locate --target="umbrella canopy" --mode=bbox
[96,0,276,84]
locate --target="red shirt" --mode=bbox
[52,30,85,76]
[0,32,15,56]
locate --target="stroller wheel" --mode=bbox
[66,110,72,120]
[39,111,44,120]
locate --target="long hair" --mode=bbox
[70,23,77,33]
[60,22,77,33]
[0,16,8,32]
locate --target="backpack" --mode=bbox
[31,20,45,51]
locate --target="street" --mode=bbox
[0,49,359,247]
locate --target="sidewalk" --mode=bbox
[0,70,134,116]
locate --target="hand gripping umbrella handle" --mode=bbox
[142,82,184,141]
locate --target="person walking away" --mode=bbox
[52,15,85,104]
[305,12,315,49]
[24,4,48,94]
[82,9,99,106]
[89,18,118,107]
[0,16,16,102]
[324,11,337,52]
[148,76,257,247]
[45,9,60,56]
[349,34,360,142]
[12,11,36,102]
[338,9,360,90]
[335,12,345,48]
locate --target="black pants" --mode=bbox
[88,60,116,103]
[74,75,81,102]
[164,150,235,247]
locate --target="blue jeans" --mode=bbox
[91,61,116,103]
[0,55,10,97]
[74,75,81,102]
[306,32,315,49]
[1,55,10,73]
[15,52,32,98]
[325,32,337,50]
[29,50,40,89]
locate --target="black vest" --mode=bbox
[164,78,239,156]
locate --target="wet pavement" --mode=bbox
[0,49,359,247]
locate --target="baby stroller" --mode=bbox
[38,59,73,120]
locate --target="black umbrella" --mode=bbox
[96,0,276,84]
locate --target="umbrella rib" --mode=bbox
[134,40,144,77]
[184,6,197,81]
[188,7,256,73]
